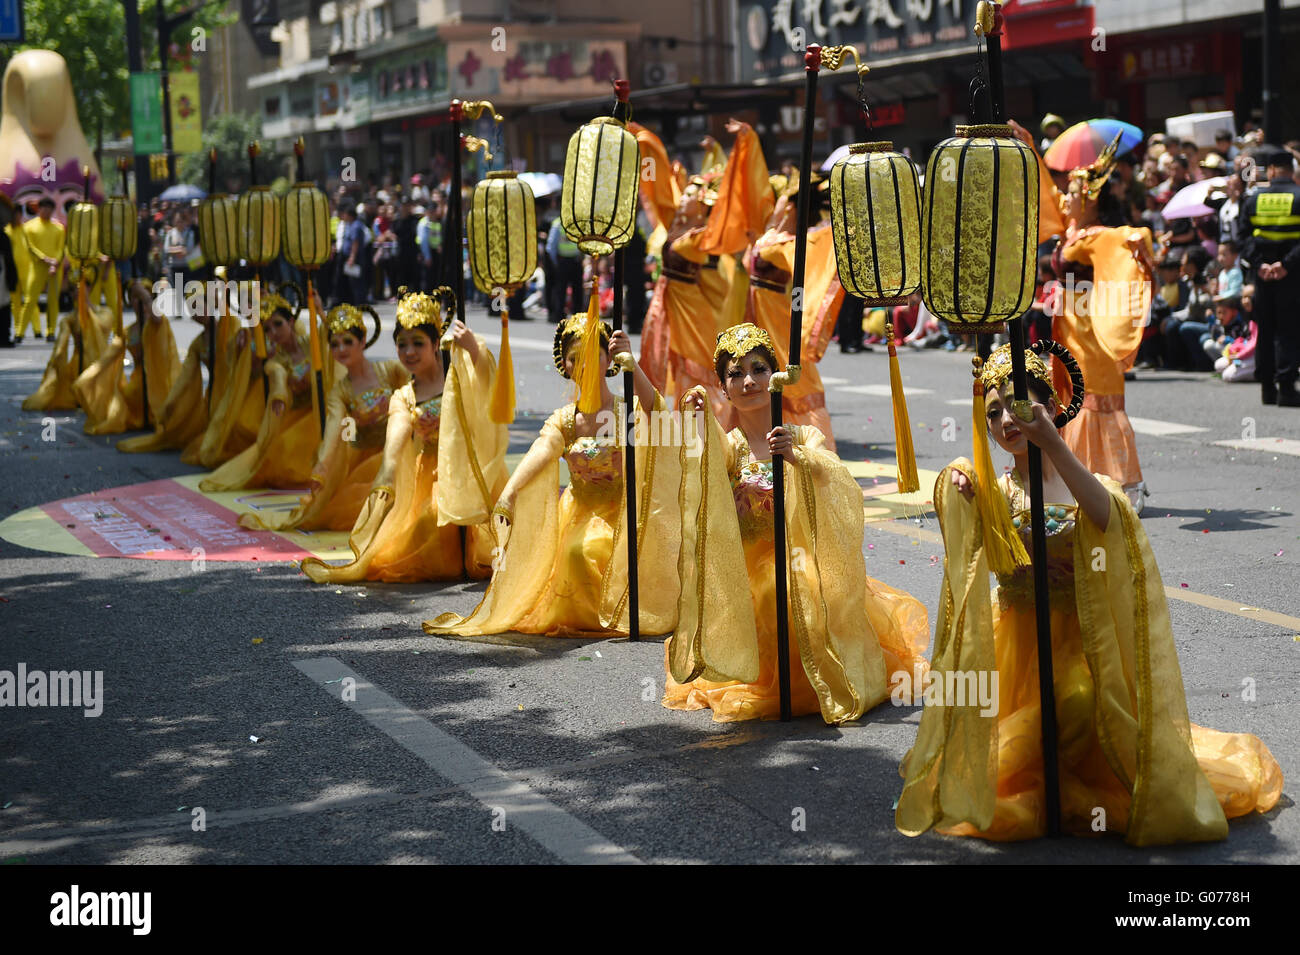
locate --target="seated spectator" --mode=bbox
[1184,294,1242,373]
[1162,246,1212,371]
[1215,240,1244,299]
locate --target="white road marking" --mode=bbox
[945,398,972,406]
[837,384,934,397]
[1128,416,1209,436]
[293,658,641,865]
[820,376,850,386]
[474,331,560,352]
[1213,437,1300,458]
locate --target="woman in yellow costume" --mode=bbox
[896,343,1282,845]
[638,120,761,411]
[73,278,180,434]
[22,260,118,412]
[117,307,222,455]
[199,290,333,492]
[302,288,506,584]
[425,298,679,639]
[241,303,408,532]
[723,174,843,449]
[1012,123,1156,513]
[662,323,929,723]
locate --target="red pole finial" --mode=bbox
[805,44,822,70]
[613,78,630,103]
[989,9,1004,35]
[294,138,305,158]
[450,100,464,121]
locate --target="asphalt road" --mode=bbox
[0,300,1296,865]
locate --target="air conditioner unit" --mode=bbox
[643,62,679,88]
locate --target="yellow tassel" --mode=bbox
[886,322,919,494]
[253,319,268,359]
[489,312,516,423]
[971,365,1031,577]
[574,279,603,415]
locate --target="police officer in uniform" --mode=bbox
[1236,146,1300,406]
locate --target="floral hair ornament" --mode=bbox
[326,303,382,348]
[394,285,447,339]
[714,322,778,367]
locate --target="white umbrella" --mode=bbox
[820,144,852,171]
[517,172,563,198]
[1161,176,1228,220]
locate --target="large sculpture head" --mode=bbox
[0,49,105,222]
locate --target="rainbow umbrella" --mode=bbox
[1043,119,1143,172]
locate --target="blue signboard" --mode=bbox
[0,0,24,42]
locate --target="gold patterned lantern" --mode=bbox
[560,115,639,255]
[468,171,537,293]
[236,144,280,267]
[921,124,1039,333]
[98,159,137,262]
[198,195,238,266]
[66,166,99,263]
[282,179,331,269]
[829,142,921,306]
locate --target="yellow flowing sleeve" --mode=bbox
[699,123,774,257]
[599,391,682,636]
[423,408,567,637]
[896,458,999,837]
[785,425,893,723]
[1073,478,1230,845]
[190,333,256,467]
[73,329,129,434]
[141,313,182,416]
[118,332,207,453]
[437,334,509,526]
[667,391,761,684]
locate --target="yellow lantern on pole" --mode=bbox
[827,140,922,493]
[920,124,1039,334]
[97,158,137,335]
[282,138,333,435]
[236,142,280,360]
[560,116,639,256]
[198,197,239,267]
[467,169,537,424]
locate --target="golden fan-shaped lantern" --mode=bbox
[282,179,331,268]
[921,124,1039,333]
[560,116,639,256]
[829,141,921,307]
[468,171,537,293]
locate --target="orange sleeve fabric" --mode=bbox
[628,122,680,231]
[700,124,774,257]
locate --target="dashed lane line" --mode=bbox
[293,657,641,865]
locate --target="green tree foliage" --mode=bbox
[0,0,234,143]
[177,110,279,193]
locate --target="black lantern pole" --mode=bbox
[609,79,641,643]
[207,148,219,412]
[978,0,1061,837]
[770,43,822,722]
[446,100,465,378]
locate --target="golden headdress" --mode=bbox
[553,281,616,413]
[552,309,615,378]
[326,303,381,347]
[714,323,777,366]
[1068,131,1123,202]
[683,172,720,207]
[967,342,1085,577]
[394,286,449,338]
[259,291,295,323]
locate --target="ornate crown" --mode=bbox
[395,286,449,337]
[980,344,1053,398]
[979,342,1085,427]
[1068,131,1123,202]
[714,323,778,366]
[552,313,616,378]
[327,303,380,346]
[259,291,295,323]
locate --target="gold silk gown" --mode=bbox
[424,393,680,639]
[117,322,221,454]
[240,359,410,532]
[73,315,181,435]
[198,335,335,492]
[739,223,843,450]
[302,341,506,584]
[21,278,117,412]
[896,461,1284,845]
[663,401,930,723]
[182,315,267,469]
